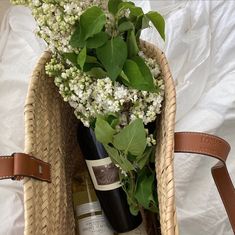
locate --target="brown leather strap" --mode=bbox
[0,153,51,182]
[175,132,235,233]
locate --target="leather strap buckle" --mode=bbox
[0,153,51,183]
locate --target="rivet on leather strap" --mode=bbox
[0,153,51,183]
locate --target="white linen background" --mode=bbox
[0,1,234,235]
[0,2,45,235]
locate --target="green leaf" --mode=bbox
[121,154,135,171]
[118,2,143,18]
[118,16,129,26]
[104,144,121,165]
[135,15,143,33]
[129,6,143,17]
[135,15,150,42]
[119,71,130,87]
[136,146,153,169]
[118,21,134,32]
[132,56,156,87]
[106,114,119,128]
[104,145,134,172]
[85,55,103,68]
[135,167,156,209]
[96,37,128,81]
[127,152,136,162]
[86,32,109,49]
[77,47,87,70]
[127,30,139,58]
[142,15,150,29]
[129,204,139,216]
[136,30,141,43]
[95,117,115,144]
[70,25,86,48]
[81,6,106,40]
[108,0,123,15]
[118,2,135,13]
[63,52,78,66]
[151,188,159,211]
[146,11,165,41]
[113,119,147,156]
[123,56,156,92]
[87,67,107,79]
[150,146,156,163]
[83,63,100,72]
[86,55,99,64]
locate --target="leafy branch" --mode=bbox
[94,115,159,215]
[66,0,165,92]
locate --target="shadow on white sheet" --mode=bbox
[0,6,45,235]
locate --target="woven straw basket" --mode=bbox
[23,41,177,235]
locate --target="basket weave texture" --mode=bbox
[23,41,178,235]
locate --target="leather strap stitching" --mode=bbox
[175,132,231,149]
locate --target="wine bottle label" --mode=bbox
[76,202,101,217]
[79,215,114,235]
[86,158,121,191]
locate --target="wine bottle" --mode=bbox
[77,124,142,233]
[72,147,116,235]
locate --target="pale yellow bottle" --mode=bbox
[118,223,147,235]
[72,146,116,235]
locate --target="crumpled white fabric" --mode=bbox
[0,5,45,235]
[140,1,235,235]
[0,1,235,235]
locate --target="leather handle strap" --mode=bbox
[174,132,235,233]
[0,153,51,182]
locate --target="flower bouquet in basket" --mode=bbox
[12,0,166,234]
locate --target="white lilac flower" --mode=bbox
[147,134,157,147]
[12,0,164,142]
[45,55,164,128]
[11,0,110,54]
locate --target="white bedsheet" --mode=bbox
[0,4,45,235]
[145,2,235,235]
[0,1,234,235]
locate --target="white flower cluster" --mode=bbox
[147,134,157,146]
[13,0,164,142]
[11,0,109,53]
[46,56,164,128]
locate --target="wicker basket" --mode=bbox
[23,41,178,235]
